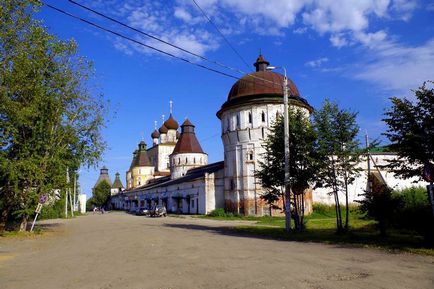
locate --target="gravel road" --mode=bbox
[0,212,433,289]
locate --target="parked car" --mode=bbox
[136,208,150,216]
[150,205,167,217]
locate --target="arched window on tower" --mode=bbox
[248,112,252,124]
[247,150,254,161]
[261,111,266,122]
[236,113,240,129]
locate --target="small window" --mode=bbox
[261,127,265,139]
[261,111,266,122]
[194,157,196,164]
[236,114,240,128]
[178,158,180,165]
[248,152,254,161]
[226,119,230,131]
[191,199,195,208]
[185,157,188,163]
[248,112,252,124]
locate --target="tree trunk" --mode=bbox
[300,192,305,230]
[19,215,28,232]
[293,193,299,231]
[344,172,349,232]
[334,189,343,232]
[284,186,291,232]
[0,207,9,233]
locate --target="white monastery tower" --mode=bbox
[216,54,313,215]
[170,119,208,179]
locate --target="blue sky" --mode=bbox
[37,0,434,198]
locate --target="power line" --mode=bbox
[41,1,297,95]
[42,2,240,81]
[67,0,249,77]
[191,0,251,71]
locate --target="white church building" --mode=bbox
[110,54,417,215]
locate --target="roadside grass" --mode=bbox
[202,205,434,255]
[0,229,43,238]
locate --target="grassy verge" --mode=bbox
[202,206,434,255]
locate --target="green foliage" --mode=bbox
[359,185,433,242]
[39,197,66,220]
[86,197,95,211]
[0,0,107,231]
[313,99,362,232]
[383,81,434,179]
[256,108,321,231]
[207,208,227,217]
[357,175,399,236]
[92,180,111,208]
[207,208,241,218]
[392,187,433,242]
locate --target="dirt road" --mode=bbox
[0,212,433,289]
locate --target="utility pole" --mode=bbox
[365,131,371,193]
[65,168,69,218]
[283,70,291,232]
[73,171,77,211]
[267,66,291,232]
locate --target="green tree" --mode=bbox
[0,0,106,232]
[256,108,321,231]
[313,99,362,232]
[92,180,111,208]
[383,81,434,179]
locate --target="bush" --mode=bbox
[207,208,228,217]
[206,208,242,218]
[39,197,65,220]
[392,187,433,243]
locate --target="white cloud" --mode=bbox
[293,27,308,34]
[354,39,434,94]
[391,0,418,20]
[330,33,350,48]
[302,0,390,34]
[305,57,329,68]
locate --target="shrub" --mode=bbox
[357,174,400,236]
[39,197,65,220]
[207,208,227,217]
[392,187,433,243]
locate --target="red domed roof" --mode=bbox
[227,71,300,101]
[164,114,179,130]
[159,124,168,134]
[172,119,204,154]
[217,54,312,118]
[151,129,160,139]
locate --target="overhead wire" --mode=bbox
[67,0,249,77]
[63,0,291,92]
[42,2,240,81]
[41,1,297,95]
[191,0,251,71]
[66,0,285,91]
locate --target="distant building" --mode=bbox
[111,172,124,195]
[92,166,112,193]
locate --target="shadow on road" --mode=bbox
[163,222,434,253]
